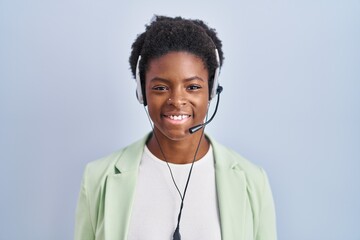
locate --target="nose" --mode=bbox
[167,89,186,108]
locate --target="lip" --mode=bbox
[162,113,192,125]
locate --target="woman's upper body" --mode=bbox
[74,134,277,240]
[75,15,277,240]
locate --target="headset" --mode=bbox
[134,49,221,105]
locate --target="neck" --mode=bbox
[146,130,210,164]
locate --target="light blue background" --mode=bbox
[1,0,359,239]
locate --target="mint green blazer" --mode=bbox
[74,135,277,240]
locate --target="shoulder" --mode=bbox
[209,136,270,191]
[210,136,263,173]
[81,135,148,188]
[81,148,124,188]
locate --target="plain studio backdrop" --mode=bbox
[1,0,359,239]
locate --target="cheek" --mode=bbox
[146,98,165,123]
[195,97,210,116]
[147,100,159,116]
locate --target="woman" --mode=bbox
[75,15,277,240]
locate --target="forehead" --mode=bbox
[145,51,209,81]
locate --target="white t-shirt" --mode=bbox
[127,145,222,240]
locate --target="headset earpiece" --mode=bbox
[210,49,221,100]
[135,55,144,105]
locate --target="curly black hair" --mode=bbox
[129,15,224,105]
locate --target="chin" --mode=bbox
[156,128,191,141]
[166,132,190,141]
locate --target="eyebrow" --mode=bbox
[149,76,205,83]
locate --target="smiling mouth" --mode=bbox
[164,114,191,120]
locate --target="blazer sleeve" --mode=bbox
[255,168,277,240]
[74,168,95,240]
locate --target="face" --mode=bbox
[145,51,209,141]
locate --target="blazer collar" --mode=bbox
[103,134,248,240]
[114,135,148,173]
[103,135,148,240]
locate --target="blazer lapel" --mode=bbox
[212,139,248,240]
[101,134,249,240]
[103,137,147,240]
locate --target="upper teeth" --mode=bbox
[169,115,189,120]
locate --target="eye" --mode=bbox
[152,85,168,91]
[187,85,202,91]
